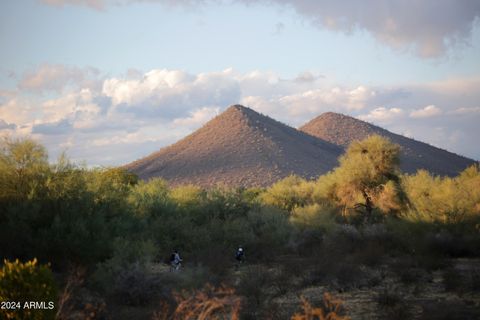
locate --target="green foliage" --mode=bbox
[326,135,406,221]
[0,258,58,320]
[290,204,337,232]
[92,238,157,293]
[170,184,205,210]
[245,207,293,259]
[403,165,480,223]
[0,137,49,200]
[2,135,480,317]
[128,178,172,218]
[0,137,139,266]
[261,175,314,212]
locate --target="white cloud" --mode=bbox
[3,67,480,164]
[0,97,37,125]
[358,107,404,122]
[19,64,100,94]
[410,105,442,118]
[173,106,219,128]
[449,106,480,115]
[102,68,239,119]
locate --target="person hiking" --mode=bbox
[235,246,245,269]
[170,249,182,272]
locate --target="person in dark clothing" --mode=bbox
[170,249,182,271]
[235,246,245,267]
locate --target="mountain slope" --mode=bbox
[300,112,476,176]
[126,105,343,187]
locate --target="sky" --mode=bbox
[1,0,479,165]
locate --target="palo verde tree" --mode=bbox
[327,135,406,222]
[0,137,50,200]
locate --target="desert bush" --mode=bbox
[261,175,313,212]
[425,228,480,257]
[244,207,293,261]
[391,257,427,285]
[323,224,361,254]
[0,259,58,320]
[417,299,480,320]
[290,204,337,232]
[334,262,365,290]
[170,185,205,214]
[112,263,156,306]
[291,293,350,320]
[128,178,173,218]
[237,265,275,318]
[153,284,241,320]
[376,285,402,307]
[91,237,156,293]
[351,241,385,267]
[376,286,411,320]
[403,165,480,224]
[55,266,86,320]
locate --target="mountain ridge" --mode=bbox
[125,105,343,187]
[299,112,476,176]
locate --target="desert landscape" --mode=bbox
[1,105,480,319]
[1,1,480,319]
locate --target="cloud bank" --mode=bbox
[1,65,479,165]
[40,0,480,57]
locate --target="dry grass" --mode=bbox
[56,266,107,320]
[152,284,241,320]
[152,285,352,320]
[56,266,85,319]
[291,293,351,320]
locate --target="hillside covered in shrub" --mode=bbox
[1,136,479,319]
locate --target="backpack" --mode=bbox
[170,253,176,262]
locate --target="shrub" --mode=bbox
[237,265,274,318]
[91,238,156,292]
[128,178,172,218]
[291,293,350,320]
[112,263,156,306]
[153,284,241,320]
[290,204,337,232]
[244,207,293,260]
[0,259,58,320]
[261,175,313,212]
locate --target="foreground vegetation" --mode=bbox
[1,136,479,319]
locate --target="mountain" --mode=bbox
[299,112,476,176]
[126,105,343,187]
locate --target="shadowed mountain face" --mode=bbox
[126,105,343,187]
[300,112,476,176]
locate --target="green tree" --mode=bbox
[328,135,406,222]
[403,165,480,223]
[0,137,49,200]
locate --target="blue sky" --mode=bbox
[1,0,480,164]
